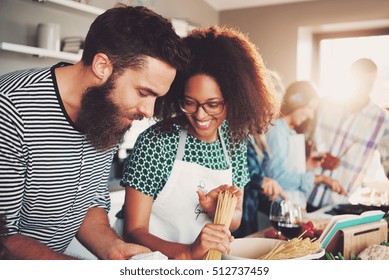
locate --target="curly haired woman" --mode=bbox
[118,26,277,259]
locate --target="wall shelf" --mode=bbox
[0,42,81,62]
[33,0,105,16]
[0,1,105,62]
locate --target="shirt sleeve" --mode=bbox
[246,140,265,191]
[0,95,26,235]
[264,120,315,193]
[120,126,177,197]
[221,121,249,189]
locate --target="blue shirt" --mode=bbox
[264,119,315,193]
[233,137,270,238]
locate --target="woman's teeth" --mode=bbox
[197,120,212,127]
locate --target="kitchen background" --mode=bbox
[1,0,389,184]
[1,0,389,259]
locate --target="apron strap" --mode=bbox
[177,129,187,160]
[176,127,231,168]
[218,127,231,168]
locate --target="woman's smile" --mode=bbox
[184,75,227,143]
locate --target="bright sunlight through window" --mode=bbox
[319,35,389,108]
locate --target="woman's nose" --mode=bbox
[195,105,208,119]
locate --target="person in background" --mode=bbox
[118,26,277,259]
[233,133,288,238]
[263,81,347,209]
[233,70,286,238]
[307,58,389,211]
[0,5,188,259]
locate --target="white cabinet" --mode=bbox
[0,42,81,62]
[0,0,105,62]
[36,0,105,16]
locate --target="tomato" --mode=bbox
[305,221,314,229]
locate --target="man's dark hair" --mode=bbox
[82,5,189,75]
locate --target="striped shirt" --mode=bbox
[308,98,389,207]
[0,63,115,253]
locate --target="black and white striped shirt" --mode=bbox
[0,63,115,253]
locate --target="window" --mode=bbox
[312,28,389,108]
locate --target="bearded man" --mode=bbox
[0,5,188,259]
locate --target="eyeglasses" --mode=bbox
[179,98,225,115]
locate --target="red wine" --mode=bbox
[278,223,302,239]
[270,217,286,231]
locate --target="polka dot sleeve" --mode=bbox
[120,126,178,197]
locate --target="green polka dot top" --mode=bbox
[120,120,249,199]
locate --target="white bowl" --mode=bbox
[222,238,325,260]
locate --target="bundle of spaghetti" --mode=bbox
[205,190,238,260]
[258,234,322,260]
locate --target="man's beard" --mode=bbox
[76,77,143,152]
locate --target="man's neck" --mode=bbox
[55,62,91,123]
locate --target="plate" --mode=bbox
[222,238,325,260]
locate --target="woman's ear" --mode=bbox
[91,53,113,84]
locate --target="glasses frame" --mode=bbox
[179,99,226,116]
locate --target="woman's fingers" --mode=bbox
[197,224,232,253]
[329,180,347,195]
[188,223,234,259]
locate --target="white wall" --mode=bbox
[219,0,389,87]
[0,0,218,75]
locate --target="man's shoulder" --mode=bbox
[360,101,389,120]
[0,66,52,96]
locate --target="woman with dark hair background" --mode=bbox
[117,26,277,259]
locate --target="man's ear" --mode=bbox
[91,53,113,83]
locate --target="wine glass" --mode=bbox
[269,200,286,238]
[269,200,303,240]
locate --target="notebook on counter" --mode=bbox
[319,210,385,248]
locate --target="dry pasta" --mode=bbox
[258,234,322,260]
[205,190,237,260]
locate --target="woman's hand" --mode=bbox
[314,174,348,195]
[261,177,287,201]
[197,184,242,219]
[181,223,234,260]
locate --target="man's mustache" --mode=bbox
[128,113,145,121]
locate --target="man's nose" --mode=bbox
[138,98,156,119]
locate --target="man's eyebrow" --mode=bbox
[139,86,159,97]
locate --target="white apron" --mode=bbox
[285,133,308,208]
[149,128,232,244]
